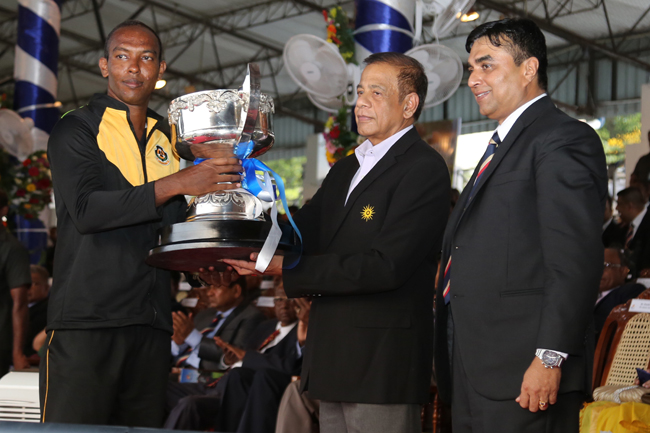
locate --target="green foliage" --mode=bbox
[265,156,306,211]
[597,113,641,166]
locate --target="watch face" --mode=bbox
[542,351,560,366]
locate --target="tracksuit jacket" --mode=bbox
[47,94,185,333]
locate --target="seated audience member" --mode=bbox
[595,247,646,339]
[275,379,320,433]
[603,195,627,247]
[617,187,650,276]
[165,285,309,432]
[25,265,49,360]
[171,276,264,371]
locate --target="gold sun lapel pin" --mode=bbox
[361,205,375,221]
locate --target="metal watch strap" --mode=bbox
[535,349,564,368]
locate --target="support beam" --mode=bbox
[125,0,284,54]
[477,0,650,72]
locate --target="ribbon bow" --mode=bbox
[195,142,302,272]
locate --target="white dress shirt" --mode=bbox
[228,321,298,369]
[171,306,236,369]
[345,125,413,205]
[494,93,546,142]
[630,206,647,240]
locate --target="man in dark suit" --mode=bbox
[602,195,627,247]
[166,276,265,418]
[433,19,607,432]
[595,247,646,339]
[164,284,306,432]
[617,187,650,277]
[170,276,264,371]
[225,52,450,433]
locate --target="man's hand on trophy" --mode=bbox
[154,156,243,206]
[222,253,284,276]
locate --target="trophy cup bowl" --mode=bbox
[145,80,300,273]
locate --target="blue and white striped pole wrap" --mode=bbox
[14,0,63,134]
[354,0,415,62]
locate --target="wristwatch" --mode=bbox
[535,349,564,369]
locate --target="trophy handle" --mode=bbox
[237,63,261,149]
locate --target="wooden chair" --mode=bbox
[593,288,650,389]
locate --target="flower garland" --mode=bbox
[13,150,52,219]
[322,6,360,166]
[323,6,356,64]
[323,105,362,166]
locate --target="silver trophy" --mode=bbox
[146,64,299,273]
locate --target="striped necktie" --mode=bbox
[625,224,634,248]
[258,329,281,351]
[443,132,501,305]
[176,313,223,367]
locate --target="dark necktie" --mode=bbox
[258,329,281,351]
[625,224,634,248]
[176,313,223,367]
[444,132,501,305]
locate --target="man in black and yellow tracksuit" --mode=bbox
[40,20,243,427]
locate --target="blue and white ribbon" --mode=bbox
[196,142,303,272]
[354,0,415,62]
[14,0,62,134]
[235,141,302,272]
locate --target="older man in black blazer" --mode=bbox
[225,52,450,433]
[434,19,607,433]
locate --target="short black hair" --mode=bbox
[0,189,7,209]
[103,20,164,62]
[364,52,428,121]
[230,275,248,295]
[31,264,50,281]
[466,18,548,91]
[617,187,646,208]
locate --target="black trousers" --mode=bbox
[39,325,169,427]
[164,381,221,430]
[451,331,585,433]
[215,367,293,433]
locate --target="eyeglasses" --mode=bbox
[603,262,623,268]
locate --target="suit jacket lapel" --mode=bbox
[454,96,554,225]
[324,128,418,249]
[215,303,246,337]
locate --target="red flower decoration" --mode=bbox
[36,178,51,189]
[28,167,40,177]
[15,189,26,197]
[29,198,39,204]
[322,9,328,21]
[330,125,340,139]
[22,159,31,167]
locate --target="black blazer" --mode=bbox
[284,127,450,404]
[196,303,265,370]
[434,96,607,404]
[241,319,302,376]
[602,219,627,248]
[627,210,650,276]
[594,283,646,338]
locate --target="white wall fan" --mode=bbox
[283,0,473,112]
[283,34,360,113]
